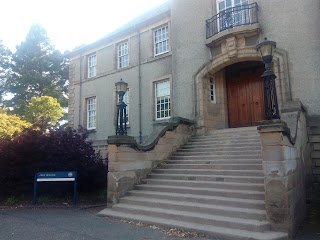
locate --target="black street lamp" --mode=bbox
[256,38,280,120]
[115,79,128,135]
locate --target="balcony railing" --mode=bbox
[206,2,258,39]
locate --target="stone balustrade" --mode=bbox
[106,117,195,205]
[258,100,309,239]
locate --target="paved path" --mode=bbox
[1,205,319,240]
[0,207,205,240]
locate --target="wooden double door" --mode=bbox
[227,65,264,128]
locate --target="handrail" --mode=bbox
[107,117,195,151]
[206,2,258,39]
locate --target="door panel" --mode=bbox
[227,78,240,128]
[227,67,264,128]
[250,75,264,126]
[237,77,251,127]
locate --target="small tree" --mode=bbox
[0,113,31,139]
[24,96,63,130]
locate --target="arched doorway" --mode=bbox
[226,61,264,128]
[195,44,289,134]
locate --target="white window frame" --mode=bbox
[216,0,249,31]
[86,97,96,130]
[155,80,171,120]
[210,78,216,104]
[118,90,129,124]
[88,54,97,78]
[117,42,129,69]
[154,25,169,56]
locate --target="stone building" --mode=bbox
[67,1,320,239]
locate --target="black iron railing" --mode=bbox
[206,2,258,39]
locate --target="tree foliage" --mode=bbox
[0,112,31,139]
[0,40,11,101]
[3,24,68,115]
[24,96,63,130]
[0,127,106,198]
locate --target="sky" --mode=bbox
[0,0,168,53]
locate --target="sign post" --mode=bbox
[33,171,77,206]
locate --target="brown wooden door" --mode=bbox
[227,69,264,128]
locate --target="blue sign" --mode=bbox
[33,171,78,206]
[36,171,77,182]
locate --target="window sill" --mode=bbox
[87,129,97,133]
[142,52,172,65]
[154,51,169,57]
[117,65,130,71]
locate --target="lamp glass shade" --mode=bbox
[259,44,273,58]
[256,38,276,61]
[115,79,128,93]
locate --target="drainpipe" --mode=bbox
[137,27,142,143]
[79,54,82,127]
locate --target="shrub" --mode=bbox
[0,127,107,199]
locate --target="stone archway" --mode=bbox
[194,40,290,135]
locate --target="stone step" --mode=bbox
[194,131,259,137]
[127,190,266,210]
[308,116,320,127]
[310,135,320,143]
[190,137,260,143]
[209,126,258,134]
[98,210,287,240]
[184,140,261,146]
[171,154,261,159]
[161,163,263,170]
[153,168,264,176]
[109,204,271,232]
[180,145,261,150]
[176,149,262,154]
[308,126,320,135]
[194,134,260,140]
[142,179,264,191]
[167,159,262,165]
[148,173,265,184]
[311,151,320,159]
[313,143,320,151]
[206,132,259,138]
[120,196,267,220]
[135,184,265,200]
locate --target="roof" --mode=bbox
[67,2,170,58]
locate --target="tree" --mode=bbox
[3,25,68,116]
[0,112,31,139]
[24,96,63,130]
[0,40,11,102]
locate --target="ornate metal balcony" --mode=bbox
[206,2,259,39]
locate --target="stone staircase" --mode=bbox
[99,127,288,240]
[308,116,320,203]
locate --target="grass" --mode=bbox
[5,196,19,205]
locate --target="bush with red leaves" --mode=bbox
[0,127,107,199]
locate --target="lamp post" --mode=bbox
[256,38,280,120]
[115,79,128,135]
